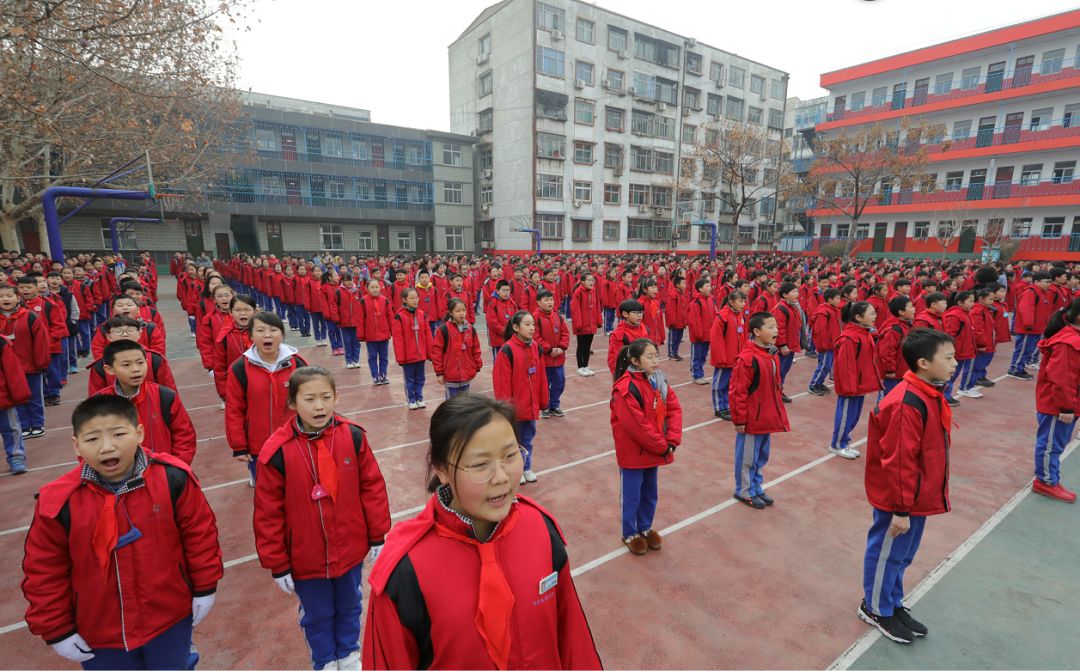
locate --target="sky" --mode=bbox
[227,0,1080,130]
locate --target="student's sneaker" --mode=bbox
[28,427,45,439]
[975,377,996,387]
[416,400,426,409]
[954,389,970,398]
[380,377,391,385]
[808,385,827,396]
[583,367,596,377]
[69,366,79,374]
[693,377,709,385]
[805,351,818,359]
[642,529,663,551]
[673,355,684,362]
[519,474,527,485]
[964,389,983,398]
[894,606,928,637]
[21,429,30,439]
[1027,362,1040,371]
[550,407,565,417]
[829,446,860,460]
[523,470,538,483]
[623,535,648,556]
[577,367,589,377]
[1032,479,1078,503]
[9,456,28,475]
[337,650,361,671]
[317,340,328,347]
[248,472,255,488]
[734,494,766,509]
[858,600,914,644]
[332,348,344,356]
[718,409,731,421]
[781,394,793,404]
[757,491,774,506]
[946,397,960,407]
[540,409,552,419]
[44,396,61,406]
[407,402,418,410]
[219,401,226,410]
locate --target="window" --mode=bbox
[652,186,672,207]
[440,226,464,252]
[1010,217,1032,239]
[478,71,493,97]
[575,60,594,85]
[605,107,625,132]
[630,109,674,139]
[945,171,964,191]
[442,143,462,166]
[323,134,343,158]
[1030,108,1053,131]
[1043,216,1065,239]
[682,123,696,143]
[321,224,344,251]
[574,99,595,125]
[698,226,714,244]
[480,185,493,206]
[1020,164,1042,186]
[536,46,565,77]
[536,173,563,199]
[395,231,413,251]
[933,72,953,95]
[952,119,971,141]
[328,180,345,200]
[747,106,763,125]
[707,93,722,117]
[255,128,278,152]
[574,141,594,164]
[607,26,627,52]
[850,91,865,111]
[683,86,701,110]
[479,220,495,242]
[961,66,980,90]
[101,221,138,249]
[357,230,373,252]
[631,71,678,103]
[634,33,680,68]
[479,146,493,170]
[871,86,887,107]
[479,33,492,58]
[571,219,592,242]
[443,182,463,204]
[629,183,649,205]
[768,108,783,129]
[605,69,624,91]
[604,143,623,168]
[1053,160,1075,184]
[479,108,494,131]
[710,62,723,82]
[576,18,594,44]
[603,183,620,204]
[934,221,953,239]
[726,96,744,121]
[770,78,785,99]
[750,75,765,95]
[573,181,592,202]
[628,218,650,240]
[686,51,702,74]
[537,132,565,159]
[1041,48,1065,75]
[913,221,930,239]
[537,213,564,239]
[603,220,620,241]
[536,2,564,32]
[1065,103,1080,128]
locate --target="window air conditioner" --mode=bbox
[482,169,493,179]
[551,29,563,40]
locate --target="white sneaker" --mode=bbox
[577,367,589,377]
[1028,363,1040,370]
[520,474,527,485]
[219,401,226,410]
[965,389,983,398]
[849,446,862,457]
[524,469,538,483]
[829,447,860,460]
[407,402,418,410]
[336,651,361,671]
[416,400,426,408]
[583,368,596,377]
[321,660,341,671]
[248,472,256,487]
[317,341,328,347]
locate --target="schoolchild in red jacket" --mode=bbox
[992,284,1011,350]
[600,269,619,334]
[392,288,432,409]
[95,340,196,464]
[521,270,543,316]
[446,274,475,324]
[969,288,998,391]
[338,274,364,369]
[196,283,235,371]
[1031,300,1080,503]
[357,279,393,386]
[225,311,307,485]
[414,268,440,337]
[665,275,689,360]
[1009,273,1053,378]
[859,329,955,642]
[493,311,548,484]
[912,292,947,332]
[709,292,747,420]
[808,288,843,396]
[830,301,882,460]
[432,298,483,399]
[0,336,30,473]
[21,275,66,406]
[22,395,222,668]
[607,299,650,376]
[212,295,256,401]
[534,289,570,418]
[942,291,976,403]
[687,277,716,383]
[877,296,915,398]
[321,270,345,356]
[611,338,682,555]
[750,279,780,315]
[638,279,666,347]
[87,318,177,396]
[485,280,518,363]
[868,283,891,330]
[772,283,804,398]
[0,283,50,438]
[90,295,166,360]
[729,311,791,508]
[570,273,602,375]
[254,367,391,671]
[294,264,314,338]
[363,394,602,670]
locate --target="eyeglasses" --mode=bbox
[109,328,136,337]
[453,446,527,485]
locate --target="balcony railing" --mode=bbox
[247,147,433,171]
[824,62,1080,123]
[195,185,435,211]
[793,157,814,173]
[931,117,1080,153]
[816,177,1080,211]
[775,233,1080,255]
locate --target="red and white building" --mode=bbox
[803,9,1080,261]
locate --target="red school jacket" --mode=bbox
[196,308,231,370]
[363,494,602,670]
[493,335,549,421]
[913,310,945,332]
[87,350,177,396]
[95,381,196,464]
[942,306,976,361]
[992,300,1011,344]
[772,301,804,353]
[610,370,682,469]
[485,295,518,349]
[686,294,716,343]
[22,452,222,651]
[570,285,601,336]
[709,305,746,369]
[445,287,476,324]
[25,296,65,354]
[607,320,650,375]
[810,303,842,352]
[254,418,391,581]
[864,372,951,516]
[664,290,688,330]
[357,294,394,341]
[833,323,882,396]
[91,321,165,360]
[876,316,912,380]
[640,294,666,345]
[969,302,996,354]
[225,349,308,458]
[0,306,51,373]
[729,341,791,434]
[415,284,439,322]
[431,322,483,384]
[211,325,252,399]
[1014,285,1053,335]
[868,295,890,329]
[337,286,362,328]
[1035,325,1080,415]
[0,338,30,408]
[534,308,570,367]
[391,308,432,365]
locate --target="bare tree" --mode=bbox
[0,0,253,251]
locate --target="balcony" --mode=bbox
[810,176,1080,215]
[794,106,827,131]
[199,184,435,211]
[793,157,814,174]
[929,117,1080,158]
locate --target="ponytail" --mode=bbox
[444,297,465,324]
[1044,298,1080,338]
[613,338,654,382]
[841,300,872,323]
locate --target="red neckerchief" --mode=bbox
[902,371,952,434]
[0,306,26,336]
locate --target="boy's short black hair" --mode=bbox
[823,288,841,301]
[779,282,797,296]
[0,284,16,294]
[924,291,947,307]
[747,311,775,333]
[537,289,554,301]
[495,279,510,291]
[72,395,139,436]
[888,296,912,317]
[119,280,143,293]
[1033,271,1053,282]
[16,275,36,285]
[902,328,955,371]
[103,339,146,366]
[894,278,912,289]
[105,315,142,332]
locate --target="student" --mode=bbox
[868,283,890,329]
[48,271,80,378]
[638,279,666,348]
[912,292,947,332]
[432,298,483,399]
[611,338,682,555]
[709,291,747,420]
[362,394,602,669]
[750,279,780,314]
[414,269,440,336]
[196,283,235,372]
[338,273,363,369]
[95,340,197,465]
[493,311,548,484]
[877,297,915,398]
[1009,272,1053,379]
[859,329,956,644]
[90,295,166,359]
[357,278,393,386]
[687,277,715,384]
[392,287,432,410]
[308,266,328,347]
[534,289,569,419]
[830,301,882,460]
[226,311,308,486]
[601,268,619,334]
[665,275,688,361]
[87,316,178,396]
[969,288,998,392]
[942,291,976,405]
[0,283,50,439]
[254,367,391,671]
[570,273,602,376]
[808,288,843,396]
[21,275,66,406]
[1030,298,1080,503]
[607,299,650,375]
[485,280,518,364]
[321,270,344,356]
[446,274,475,324]
[0,337,30,474]
[294,263,313,338]
[728,312,791,508]
[22,395,222,669]
[772,282,804,402]
[212,294,256,403]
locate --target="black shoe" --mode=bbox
[808,385,827,396]
[44,396,61,406]
[758,491,774,506]
[894,606,928,637]
[805,351,818,359]
[734,494,766,509]
[946,398,960,407]
[540,409,552,419]
[858,601,914,644]
[1006,370,1033,381]
[719,410,731,421]
[781,394,793,404]
[550,407,565,417]
[974,377,995,387]
[28,427,45,438]
[673,355,684,362]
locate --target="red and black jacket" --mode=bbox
[0,306,51,373]
[431,322,483,384]
[729,341,790,434]
[810,303,842,352]
[0,337,30,408]
[391,308,432,365]
[610,370,682,469]
[640,295,665,346]
[686,294,716,343]
[484,296,518,348]
[943,306,976,361]
[664,290,688,330]
[357,294,393,342]
[211,324,251,399]
[772,301,804,353]
[913,310,945,332]
[493,335,548,421]
[709,305,746,369]
[969,303,996,354]
[196,309,231,370]
[95,381,196,464]
[606,320,650,375]
[225,351,308,457]
[1035,325,1080,415]
[1015,285,1053,334]
[534,308,570,367]
[87,350,177,396]
[876,316,912,380]
[570,286,601,336]
[833,323,882,396]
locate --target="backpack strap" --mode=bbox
[159,386,176,425]
[499,342,514,367]
[746,358,761,396]
[230,357,248,389]
[437,323,449,346]
[902,389,929,425]
[626,379,645,411]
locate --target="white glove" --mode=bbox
[367,544,384,564]
[51,633,94,663]
[208,369,214,378]
[191,594,216,626]
[274,573,295,595]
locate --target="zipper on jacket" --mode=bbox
[114,551,129,651]
[316,497,331,579]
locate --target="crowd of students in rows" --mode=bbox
[14,248,1080,668]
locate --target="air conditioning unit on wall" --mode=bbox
[551,29,564,41]
[482,169,493,179]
